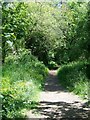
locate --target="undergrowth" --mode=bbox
[1,50,48,118]
[57,61,89,100]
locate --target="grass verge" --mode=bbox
[1,50,48,118]
[57,61,89,100]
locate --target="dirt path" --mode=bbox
[26,70,89,119]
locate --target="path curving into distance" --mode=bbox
[26,70,90,119]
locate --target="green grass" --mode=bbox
[1,50,48,118]
[57,61,89,100]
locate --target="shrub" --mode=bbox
[48,61,59,70]
[57,61,89,99]
[1,50,48,118]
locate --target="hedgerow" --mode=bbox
[57,61,89,99]
[1,50,48,118]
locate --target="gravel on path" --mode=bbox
[26,70,90,119]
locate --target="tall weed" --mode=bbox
[57,61,89,99]
[1,50,48,118]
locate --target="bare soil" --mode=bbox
[26,70,90,119]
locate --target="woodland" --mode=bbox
[1,0,90,118]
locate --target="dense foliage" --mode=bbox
[57,1,90,100]
[2,1,90,65]
[25,2,90,66]
[57,61,89,99]
[1,0,90,118]
[1,50,48,118]
[2,2,29,63]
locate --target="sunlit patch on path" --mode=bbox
[26,70,90,119]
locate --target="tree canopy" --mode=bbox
[1,1,90,118]
[2,1,90,65]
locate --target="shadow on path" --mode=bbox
[35,101,89,119]
[44,70,67,92]
[27,70,90,119]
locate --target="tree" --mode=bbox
[25,2,65,65]
[2,2,29,63]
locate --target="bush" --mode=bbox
[57,61,89,99]
[1,50,48,118]
[48,61,59,70]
